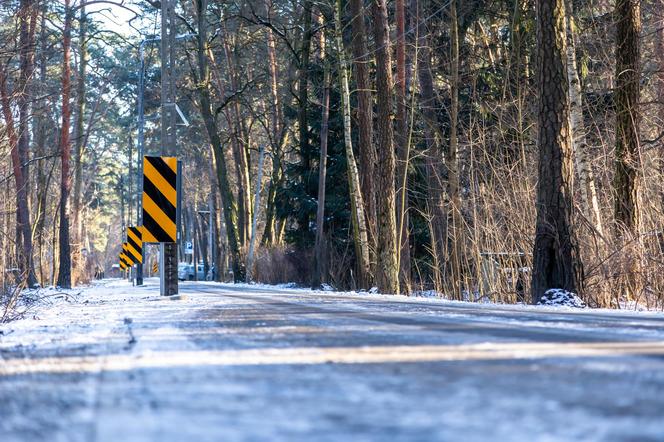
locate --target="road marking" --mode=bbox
[2,341,663,376]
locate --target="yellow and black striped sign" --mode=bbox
[143,156,177,243]
[152,261,158,274]
[119,250,131,269]
[122,242,137,266]
[126,226,143,264]
[119,255,127,270]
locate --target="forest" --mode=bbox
[0,0,662,309]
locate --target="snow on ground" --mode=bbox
[1,279,664,441]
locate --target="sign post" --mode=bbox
[142,156,179,296]
[161,0,178,296]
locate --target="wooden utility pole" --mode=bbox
[160,0,178,296]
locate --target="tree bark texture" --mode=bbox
[613,0,641,234]
[349,0,377,257]
[395,0,411,291]
[336,0,371,289]
[531,0,584,302]
[565,0,604,237]
[372,0,400,294]
[57,0,73,288]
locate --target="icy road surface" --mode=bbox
[1,279,664,442]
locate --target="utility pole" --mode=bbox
[160,0,178,296]
[135,38,154,286]
[137,34,193,285]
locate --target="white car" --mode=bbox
[177,263,205,281]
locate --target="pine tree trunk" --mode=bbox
[313,22,330,289]
[56,0,73,289]
[371,0,399,294]
[613,0,641,232]
[531,0,584,303]
[349,0,377,259]
[0,69,37,287]
[613,0,642,299]
[71,3,88,283]
[335,0,371,289]
[297,1,313,236]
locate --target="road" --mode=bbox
[1,279,664,442]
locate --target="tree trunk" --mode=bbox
[613,0,641,233]
[447,0,463,299]
[194,0,245,281]
[613,0,642,299]
[10,0,38,287]
[395,0,411,291]
[17,0,37,210]
[72,3,88,281]
[371,0,399,294]
[313,27,330,289]
[335,0,372,289]
[262,2,284,246]
[297,0,313,236]
[57,0,73,288]
[349,0,377,259]
[0,68,37,287]
[531,0,584,302]
[565,0,604,237]
[415,0,446,290]
[34,5,49,285]
[658,0,664,209]
[220,31,252,247]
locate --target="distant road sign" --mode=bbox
[185,241,193,255]
[122,242,137,265]
[152,262,158,274]
[119,249,132,268]
[126,226,143,264]
[142,156,177,243]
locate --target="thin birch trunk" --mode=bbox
[395,0,411,292]
[335,0,371,289]
[565,0,604,237]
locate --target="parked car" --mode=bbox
[177,262,205,281]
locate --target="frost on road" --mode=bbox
[1,279,664,442]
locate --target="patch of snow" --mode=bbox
[538,289,586,309]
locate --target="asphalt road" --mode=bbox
[1,279,663,442]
